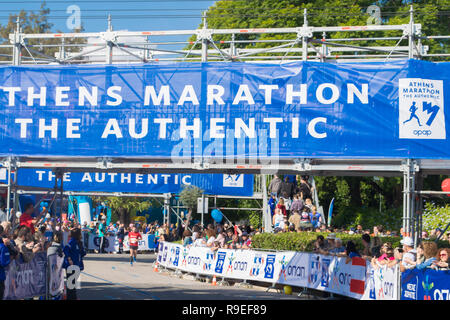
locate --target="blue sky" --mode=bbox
[0,0,216,45]
[0,0,217,31]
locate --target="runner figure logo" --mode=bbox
[181,248,188,267]
[399,78,445,139]
[173,247,180,267]
[309,255,321,285]
[226,252,236,273]
[203,252,214,271]
[223,174,244,187]
[277,255,288,281]
[250,254,264,277]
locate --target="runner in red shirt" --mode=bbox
[128,226,142,266]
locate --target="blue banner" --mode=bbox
[0,60,449,159]
[16,168,254,196]
[401,268,450,300]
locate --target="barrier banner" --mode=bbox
[16,169,254,197]
[401,268,450,300]
[121,234,151,252]
[0,60,449,160]
[276,252,310,288]
[87,234,116,252]
[362,264,399,300]
[3,252,47,300]
[156,242,374,299]
[48,254,65,297]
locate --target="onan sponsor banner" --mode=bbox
[177,246,208,274]
[16,169,254,197]
[1,60,449,160]
[276,252,309,288]
[401,268,450,300]
[307,255,367,299]
[3,252,47,300]
[361,264,399,300]
[87,234,116,252]
[155,243,375,299]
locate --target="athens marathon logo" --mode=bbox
[399,78,445,140]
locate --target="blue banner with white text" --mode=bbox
[401,268,450,300]
[15,168,254,196]
[0,60,449,159]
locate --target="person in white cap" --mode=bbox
[400,236,416,272]
[326,233,336,251]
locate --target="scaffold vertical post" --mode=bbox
[321,32,327,62]
[262,174,272,233]
[410,160,416,243]
[230,33,236,60]
[415,173,424,246]
[12,163,18,216]
[302,8,308,61]
[106,14,113,64]
[6,157,12,220]
[201,11,208,62]
[402,160,408,237]
[12,17,21,66]
[408,5,414,59]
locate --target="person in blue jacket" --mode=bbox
[0,226,11,300]
[63,228,86,300]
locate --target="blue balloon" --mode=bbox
[211,209,223,223]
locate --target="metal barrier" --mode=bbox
[2,252,65,300]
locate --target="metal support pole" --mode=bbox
[12,17,21,66]
[262,174,272,233]
[402,160,408,237]
[230,33,236,60]
[106,14,113,64]
[12,165,19,216]
[408,5,414,59]
[6,157,12,220]
[415,173,424,245]
[410,162,416,242]
[321,32,327,62]
[302,8,308,61]
[201,193,205,227]
[163,193,171,226]
[59,172,64,218]
[201,11,208,62]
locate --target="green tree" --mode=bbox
[422,202,450,234]
[0,1,85,63]
[179,185,204,223]
[94,197,152,226]
[188,0,449,60]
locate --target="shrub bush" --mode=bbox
[252,232,401,253]
[252,232,449,253]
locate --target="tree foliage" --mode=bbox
[94,197,153,226]
[422,202,450,233]
[179,185,204,211]
[188,0,449,60]
[0,1,85,62]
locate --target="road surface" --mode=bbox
[77,253,312,300]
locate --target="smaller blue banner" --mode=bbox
[401,268,450,300]
[16,169,254,197]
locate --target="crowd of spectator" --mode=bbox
[181,222,257,251]
[307,223,449,271]
[0,203,88,299]
[268,175,324,233]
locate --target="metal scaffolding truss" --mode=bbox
[1,7,448,65]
